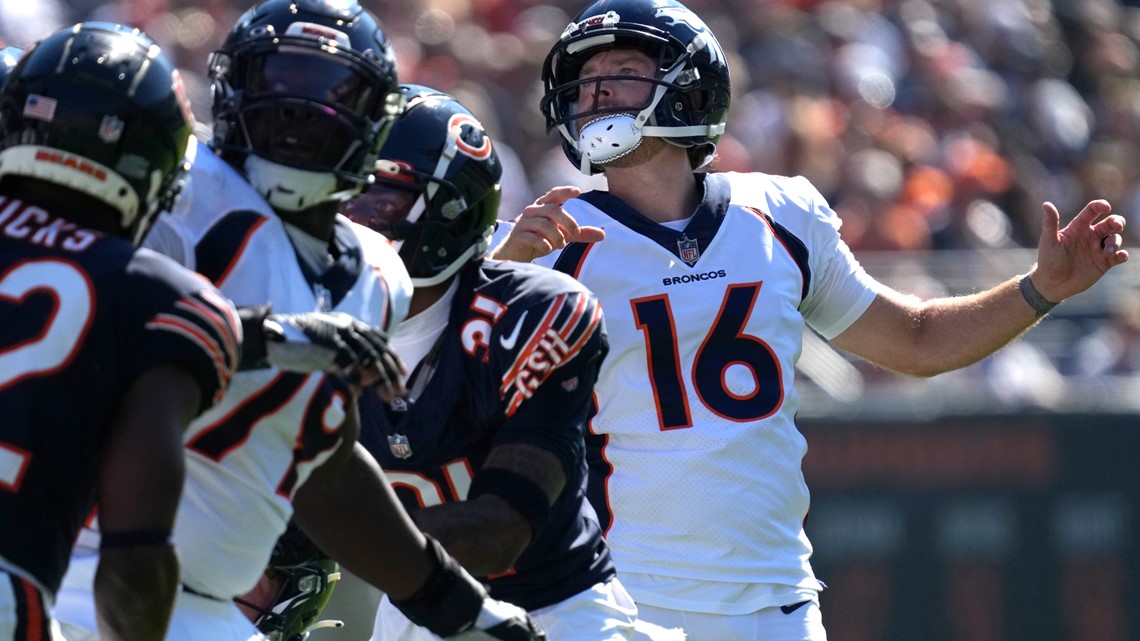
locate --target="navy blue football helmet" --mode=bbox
[343,85,502,287]
[540,0,731,174]
[209,0,402,212]
[0,24,193,243]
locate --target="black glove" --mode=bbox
[392,536,547,641]
[238,305,405,390]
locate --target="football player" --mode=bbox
[342,85,638,641]
[491,0,1130,639]
[49,1,546,640]
[0,23,240,641]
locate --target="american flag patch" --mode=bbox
[23,95,57,122]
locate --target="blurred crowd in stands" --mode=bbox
[4,0,1140,393]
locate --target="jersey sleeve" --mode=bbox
[763,175,879,339]
[489,287,608,473]
[123,249,243,412]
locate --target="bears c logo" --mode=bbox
[448,113,492,161]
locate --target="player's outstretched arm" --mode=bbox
[238,305,407,399]
[832,199,1129,377]
[491,186,604,263]
[293,441,547,640]
[95,365,198,641]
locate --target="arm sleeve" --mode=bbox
[785,176,879,339]
[124,252,242,413]
[490,289,608,474]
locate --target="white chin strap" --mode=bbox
[244,155,360,212]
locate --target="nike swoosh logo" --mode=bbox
[780,600,810,615]
[499,310,529,350]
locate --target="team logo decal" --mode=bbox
[657,7,724,66]
[388,432,413,459]
[677,234,700,265]
[98,115,125,143]
[448,113,492,160]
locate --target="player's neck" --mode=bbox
[409,278,456,318]
[603,151,699,224]
[276,202,340,242]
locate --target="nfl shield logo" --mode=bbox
[677,234,700,265]
[98,116,125,143]
[388,433,413,459]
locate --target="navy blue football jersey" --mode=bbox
[0,196,241,594]
[359,259,613,611]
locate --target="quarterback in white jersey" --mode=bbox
[532,172,875,617]
[496,0,1129,639]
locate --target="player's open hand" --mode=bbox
[492,186,604,263]
[1032,199,1129,303]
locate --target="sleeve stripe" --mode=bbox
[504,301,602,417]
[197,288,244,346]
[499,293,604,416]
[499,293,566,397]
[175,297,240,371]
[146,316,233,390]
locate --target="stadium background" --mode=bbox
[3,0,1139,638]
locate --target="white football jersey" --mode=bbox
[152,143,412,599]
[535,172,877,614]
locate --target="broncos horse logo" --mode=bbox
[655,6,725,67]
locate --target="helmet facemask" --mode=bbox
[236,558,343,641]
[540,0,731,175]
[344,86,502,288]
[347,160,499,288]
[209,0,402,213]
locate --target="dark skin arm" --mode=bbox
[410,443,566,577]
[95,365,196,641]
[291,401,433,601]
